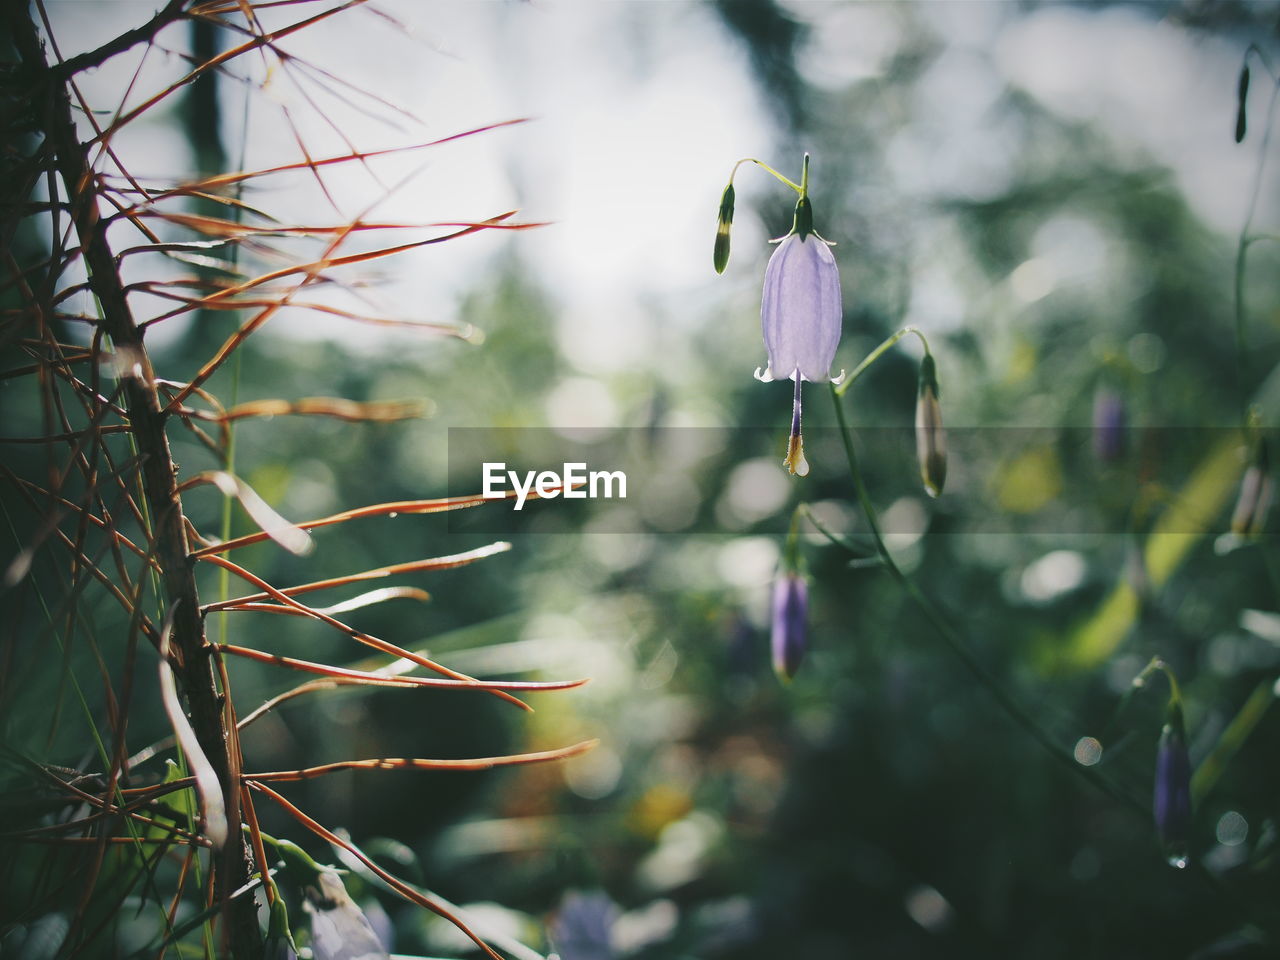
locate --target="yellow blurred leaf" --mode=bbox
[995,446,1062,514]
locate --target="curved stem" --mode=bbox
[1135,656,1182,711]
[829,385,1145,815]
[729,157,803,194]
[1244,43,1278,85]
[1233,72,1280,425]
[834,326,932,398]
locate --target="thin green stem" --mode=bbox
[729,157,803,194]
[783,503,804,572]
[796,503,876,560]
[1232,72,1280,425]
[1134,656,1182,711]
[1244,43,1278,85]
[829,385,1145,815]
[834,326,931,398]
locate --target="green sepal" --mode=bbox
[792,195,813,239]
[918,353,940,398]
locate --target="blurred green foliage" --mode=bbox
[4,1,1280,958]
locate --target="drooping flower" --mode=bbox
[1153,705,1192,867]
[771,570,808,680]
[915,353,947,498]
[304,869,391,960]
[755,193,843,477]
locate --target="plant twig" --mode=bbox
[6,6,260,953]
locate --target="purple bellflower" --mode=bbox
[771,571,808,680]
[1154,706,1192,867]
[754,193,844,477]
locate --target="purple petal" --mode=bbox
[760,233,842,383]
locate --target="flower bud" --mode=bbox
[1153,705,1191,867]
[1231,441,1272,536]
[771,571,808,680]
[1236,63,1250,144]
[915,354,947,498]
[265,888,298,959]
[1092,385,1127,464]
[713,183,735,274]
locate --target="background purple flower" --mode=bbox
[1154,720,1192,866]
[1092,386,1127,463]
[771,572,808,680]
[549,890,618,960]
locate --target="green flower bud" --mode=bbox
[915,353,947,498]
[265,887,298,957]
[1231,440,1272,536]
[1235,63,1250,144]
[714,182,735,274]
[1154,703,1191,868]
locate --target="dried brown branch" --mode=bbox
[214,585,429,616]
[5,6,260,951]
[247,739,598,782]
[112,119,529,212]
[93,0,370,144]
[148,210,522,341]
[217,642,589,693]
[186,395,427,424]
[199,553,534,711]
[3,4,587,955]
[49,0,188,80]
[189,492,519,557]
[203,541,512,610]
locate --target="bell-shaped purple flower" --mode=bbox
[771,571,808,680]
[1153,711,1192,867]
[756,233,842,385]
[754,196,843,477]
